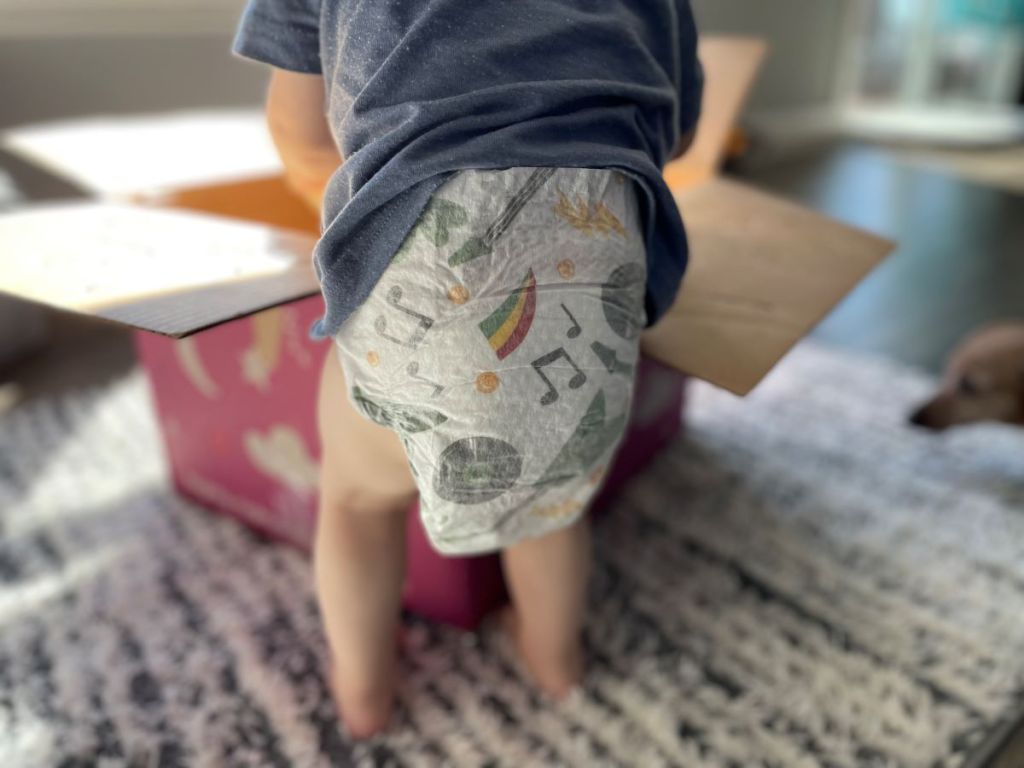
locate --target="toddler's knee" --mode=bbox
[318,483,413,522]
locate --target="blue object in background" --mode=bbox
[944,0,1024,27]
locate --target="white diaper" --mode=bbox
[334,166,647,555]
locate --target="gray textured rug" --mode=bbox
[2,342,1024,767]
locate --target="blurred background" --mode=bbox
[2,0,1022,142]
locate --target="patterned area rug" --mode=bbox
[2,342,1024,767]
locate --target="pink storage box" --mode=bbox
[135,296,686,629]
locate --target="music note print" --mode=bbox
[590,341,633,376]
[532,347,587,406]
[561,303,581,339]
[374,285,434,349]
[406,361,444,397]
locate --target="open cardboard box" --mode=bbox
[0,38,892,627]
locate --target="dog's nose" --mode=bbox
[908,406,930,428]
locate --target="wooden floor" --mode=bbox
[897,144,1024,195]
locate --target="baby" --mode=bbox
[233,0,702,738]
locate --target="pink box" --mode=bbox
[135,296,686,629]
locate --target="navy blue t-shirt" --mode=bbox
[234,0,702,338]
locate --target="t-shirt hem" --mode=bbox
[232,13,321,74]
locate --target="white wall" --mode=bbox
[0,1,263,129]
[691,0,850,114]
[0,1,852,130]
[0,35,266,130]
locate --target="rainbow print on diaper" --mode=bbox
[478,269,537,360]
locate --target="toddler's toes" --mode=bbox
[342,696,392,740]
[529,649,583,701]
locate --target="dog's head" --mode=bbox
[909,324,1024,431]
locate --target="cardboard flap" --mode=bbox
[0,178,892,381]
[143,174,320,235]
[641,178,894,395]
[663,37,768,188]
[0,201,319,336]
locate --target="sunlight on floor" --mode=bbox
[0,714,57,767]
[4,375,165,540]
[0,542,129,628]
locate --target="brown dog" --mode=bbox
[910,323,1024,431]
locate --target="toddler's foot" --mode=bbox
[499,606,583,699]
[326,629,406,739]
[328,660,395,740]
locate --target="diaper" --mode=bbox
[334,166,647,555]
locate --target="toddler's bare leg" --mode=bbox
[501,516,590,697]
[315,346,417,738]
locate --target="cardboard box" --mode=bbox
[0,38,893,627]
[134,299,686,626]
